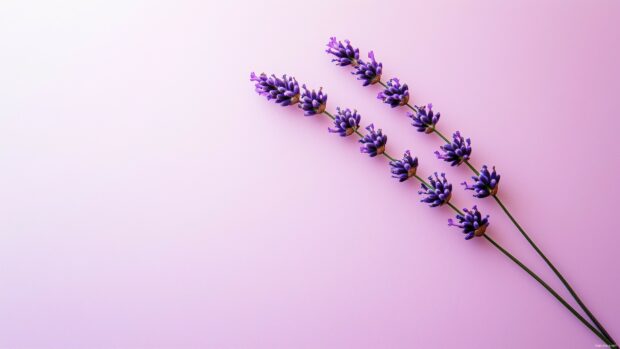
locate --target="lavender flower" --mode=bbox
[377,78,409,108]
[326,37,360,67]
[328,107,361,136]
[298,85,327,116]
[359,124,387,157]
[418,172,452,207]
[250,72,300,106]
[390,150,419,182]
[462,165,500,198]
[435,131,472,166]
[448,206,490,240]
[352,51,382,86]
[409,103,440,133]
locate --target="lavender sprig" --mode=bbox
[322,38,618,345]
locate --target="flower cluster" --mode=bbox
[409,104,440,133]
[353,51,382,86]
[359,124,387,157]
[390,150,419,182]
[448,206,490,240]
[418,172,452,207]
[377,78,409,108]
[435,131,472,166]
[463,165,500,198]
[326,37,360,67]
[328,107,361,136]
[298,85,328,116]
[250,72,300,106]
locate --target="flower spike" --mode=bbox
[328,107,361,137]
[409,103,440,133]
[462,165,501,198]
[326,37,360,67]
[448,206,490,240]
[250,72,300,106]
[359,124,387,157]
[418,172,452,207]
[298,85,328,116]
[377,78,409,108]
[435,131,472,166]
[353,51,382,86]
[390,150,419,182]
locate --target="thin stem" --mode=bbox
[378,81,387,88]
[446,201,462,215]
[484,234,612,346]
[430,126,451,144]
[382,152,396,162]
[492,195,616,346]
[413,174,431,189]
[463,160,480,176]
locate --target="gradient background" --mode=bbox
[1,0,619,348]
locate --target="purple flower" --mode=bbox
[359,124,387,157]
[435,131,472,166]
[462,165,500,198]
[352,51,382,86]
[390,150,419,182]
[250,72,300,106]
[418,172,452,207]
[448,206,490,240]
[409,103,440,133]
[328,107,361,137]
[298,85,327,116]
[377,78,409,108]
[326,37,360,67]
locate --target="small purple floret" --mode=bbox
[409,103,440,133]
[448,205,490,240]
[418,172,452,207]
[435,131,472,166]
[328,107,361,137]
[390,150,419,182]
[298,85,328,116]
[359,124,387,157]
[462,165,501,198]
[352,51,382,86]
[377,78,409,108]
[250,72,300,106]
[326,37,360,67]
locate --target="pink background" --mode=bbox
[1,0,619,348]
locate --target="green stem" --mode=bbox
[463,160,480,176]
[484,234,612,346]
[492,195,616,346]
